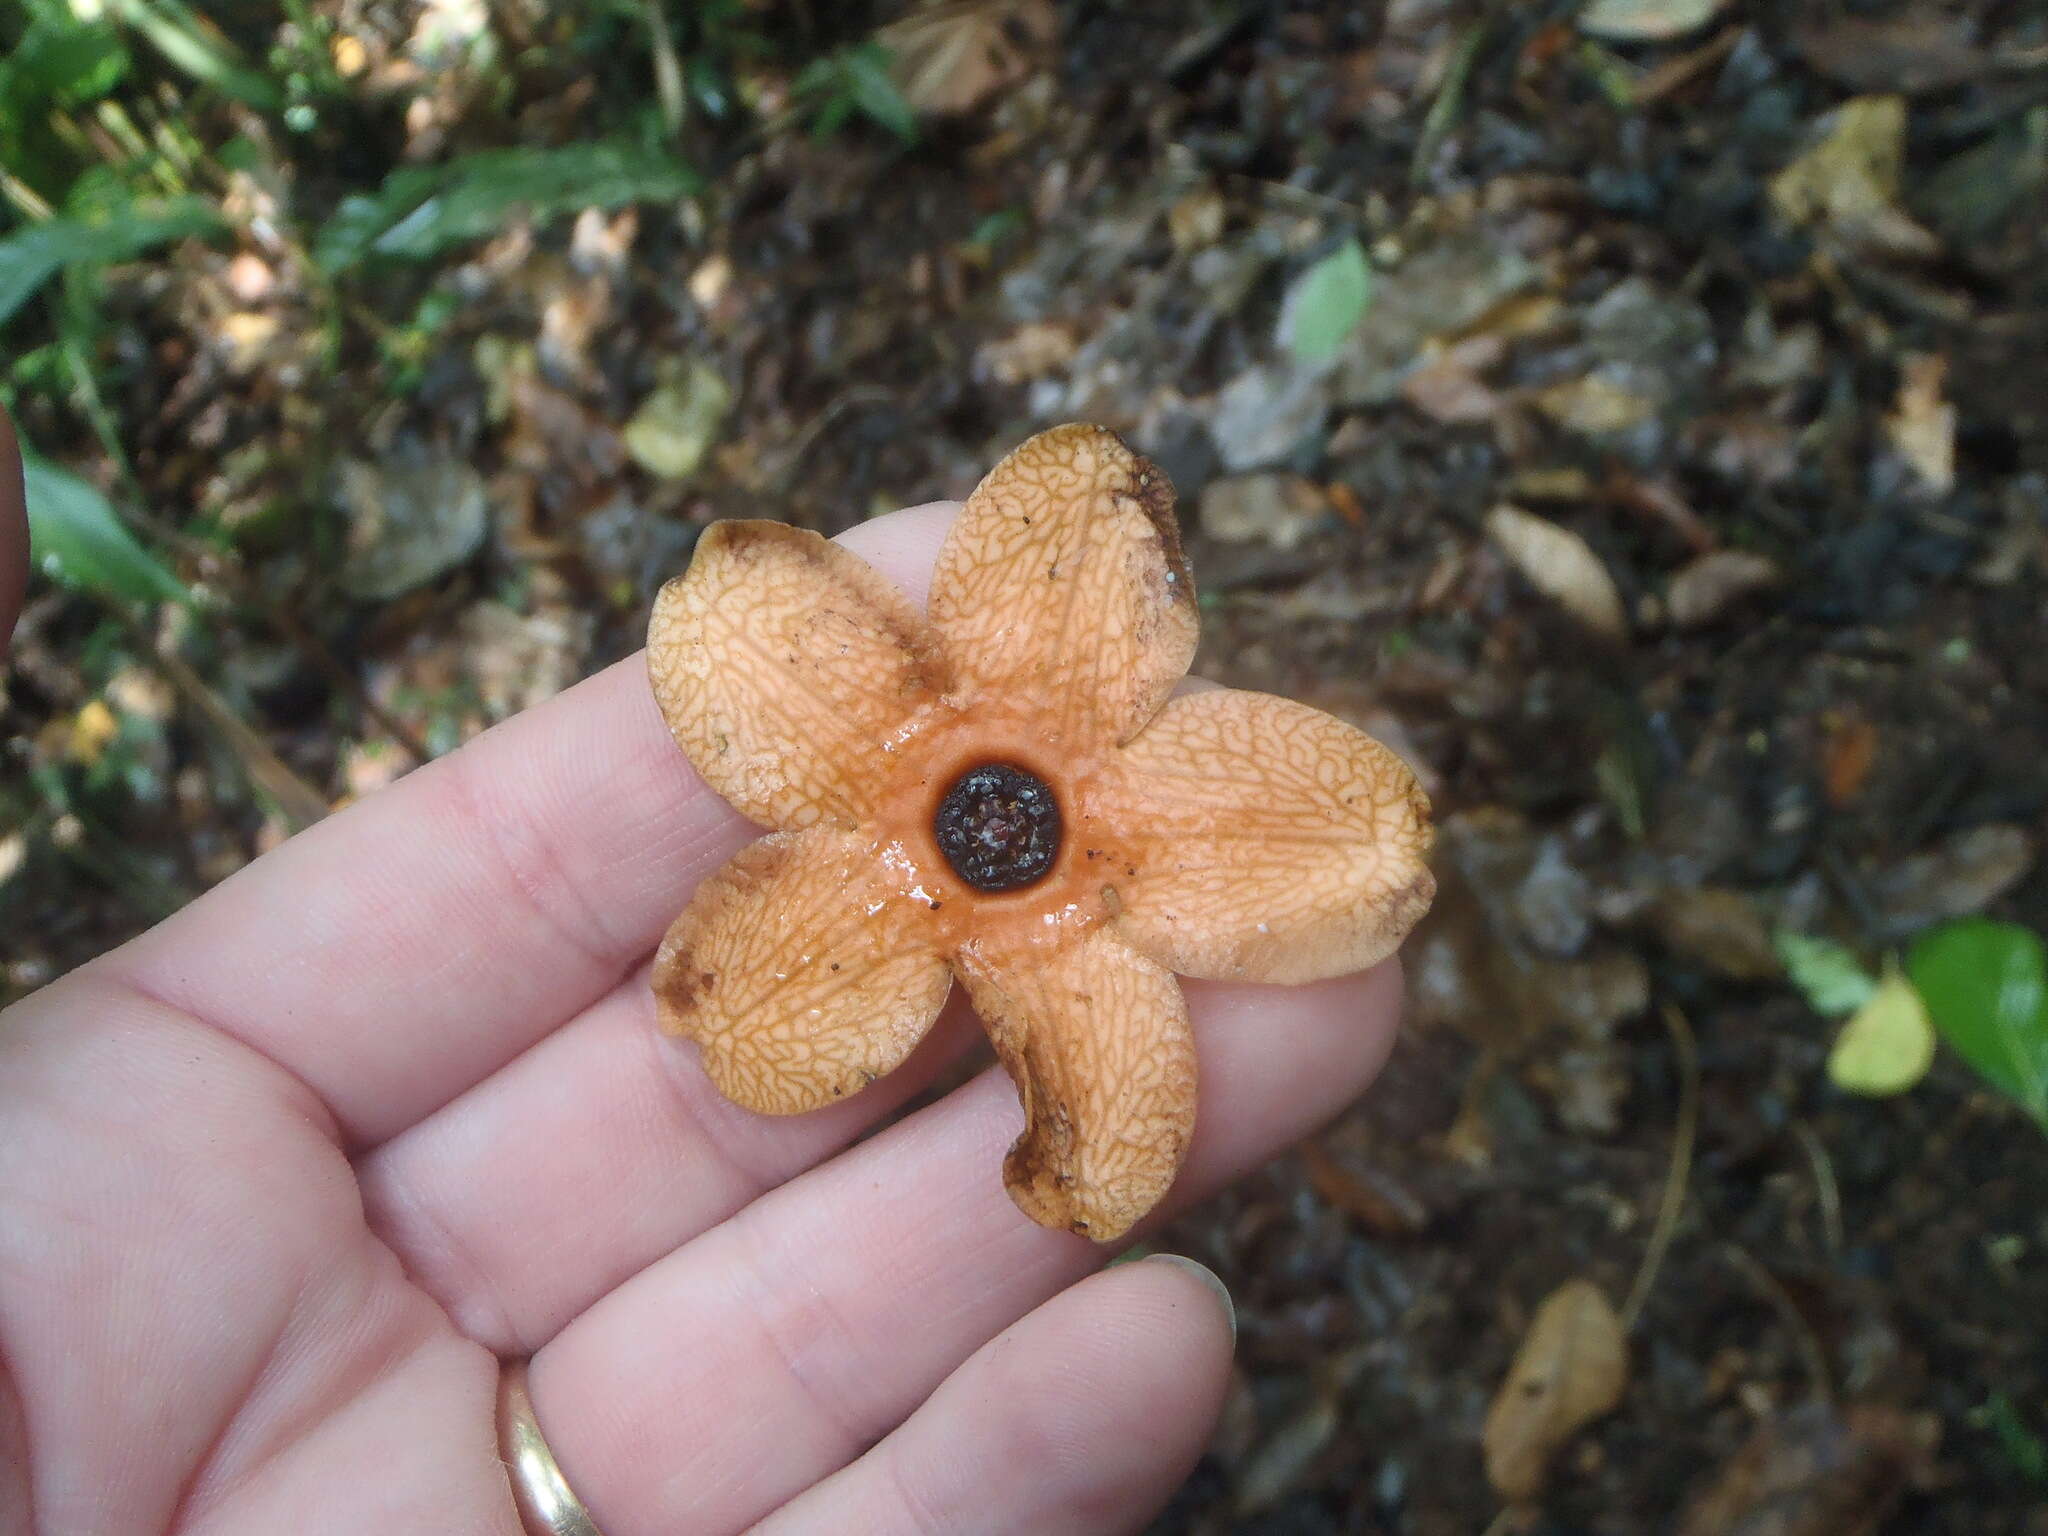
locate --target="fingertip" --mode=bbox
[833,499,961,610]
[1140,1252,1237,1348]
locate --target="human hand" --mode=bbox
[0,492,1403,1534]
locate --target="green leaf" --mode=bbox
[6,16,131,106]
[1282,238,1373,364]
[21,452,188,604]
[1774,930,1879,1017]
[1977,1395,2048,1485]
[1826,963,1935,1097]
[105,0,284,111]
[843,44,917,143]
[1908,919,2048,1125]
[0,198,221,326]
[315,142,698,271]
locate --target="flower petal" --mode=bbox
[648,521,945,830]
[955,929,1196,1242]
[927,424,1197,749]
[1093,689,1436,983]
[654,827,952,1114]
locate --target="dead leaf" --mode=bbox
[1301,1137,1429,1235]
[1401,334,1507,424]
[1822,715,1879,807]
[1768,96,1942,262]
[1676,1401,1938,1536]
[1483,1279,1629,1500]
[1883,352,1955,494]
[1577,0,1730,43]
[1486,504,1630,641]
[973,320,1079,385]
[1667,549,1780,628]
[1794,13,2023,94]
[1534,373,1657,435]
[879,0,1058,117]
[1648,887,1780,980]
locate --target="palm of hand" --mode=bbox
[0,505,1401,1536]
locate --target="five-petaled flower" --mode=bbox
[647,424,1435,1241]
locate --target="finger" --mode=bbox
[362,706,1227,1350]
[529,960,1402,1536]
[356,982,984,1353]
[95,503,962,1146]
[0,404,26,654]
[755,1256,1235,1536]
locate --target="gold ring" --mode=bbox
[498,1360,606,1536]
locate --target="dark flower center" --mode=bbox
[934,763,1062,893]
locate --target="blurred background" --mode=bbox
[4,1,2047,1530]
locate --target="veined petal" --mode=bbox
[927,424,1197,750]
[1095,689,1435,984]
[648,521,944,831]
[654,828,952,1114]
[955,928,1196,1243]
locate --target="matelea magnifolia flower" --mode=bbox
[647,424,1433,1241]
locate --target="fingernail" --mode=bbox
[1144,1253,1236,1346]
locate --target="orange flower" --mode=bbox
[647,424,1434,1241]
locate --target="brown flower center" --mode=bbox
[934,763,1062,893]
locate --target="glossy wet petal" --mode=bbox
[648,521,945,831]
[926,424,1197,750]
[1094,689,1435,984]
[653,828,953,1114]
[954,928,1196,1243]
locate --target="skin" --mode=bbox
[0,486,1404,1535]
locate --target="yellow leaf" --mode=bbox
[1768,95,1941,260]
[1828,963,1936,1096]
[67,699,119,766]
[1483,1279,1629,1500]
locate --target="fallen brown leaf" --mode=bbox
[1667,549,1780,628]
[1675,1401,1938,1536]
[1883,352,1956,494]
[1486,504,1630,641]
[879,0,1058,118]
[1483,1278,1629,1500]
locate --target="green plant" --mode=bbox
[1774,921,2048,1129]
[20,450,188,605]
[792,42,916,143]
[314,139,698,271]
[0,197,220,328]
[1908,919,2048,1131]
[1281,237,1373,364]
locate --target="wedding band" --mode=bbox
[498,1360,607,1536]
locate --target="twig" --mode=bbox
[642,0,687,138]
[122,616,332,831]
[1790,1120,1845,1257]
[1411,16,1492,186]
[1720,1242,1835,1407]
[1620,1004,1698,1331]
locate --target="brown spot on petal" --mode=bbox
[956,927,1196,1243]
[654,827,952,1114]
